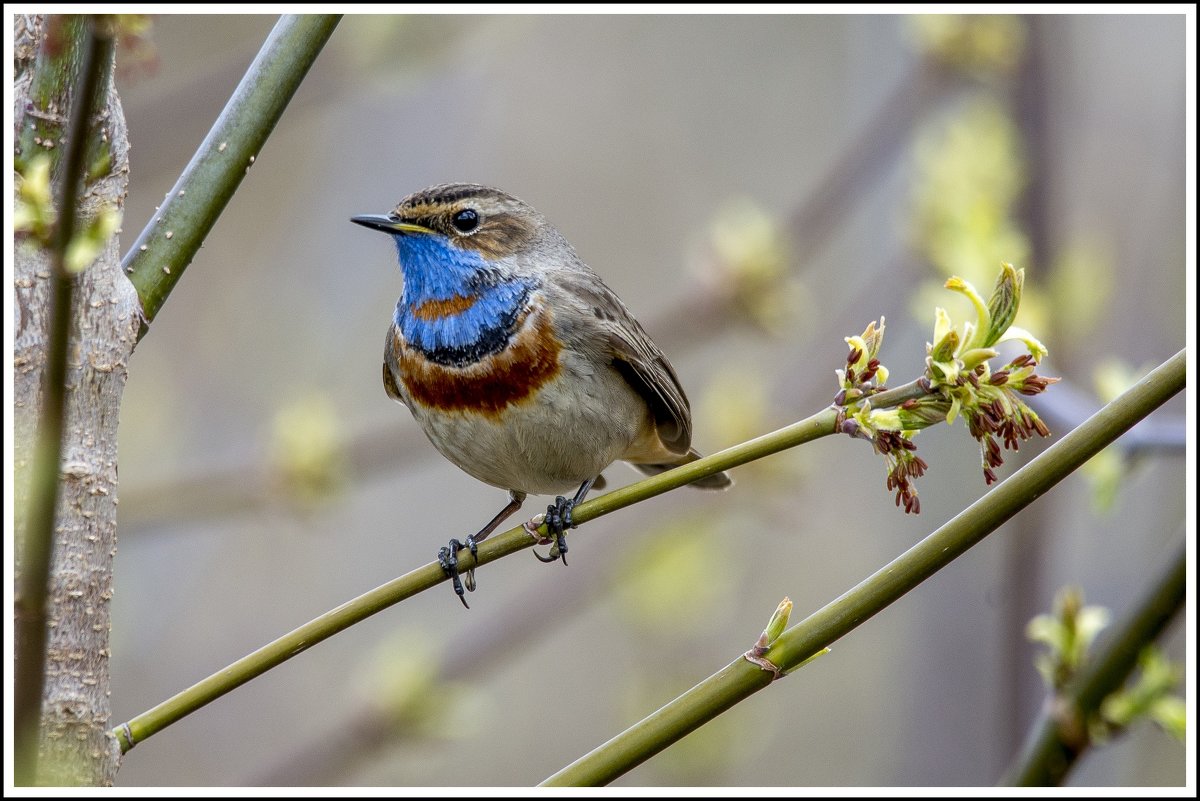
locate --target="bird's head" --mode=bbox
[352,183,552,278]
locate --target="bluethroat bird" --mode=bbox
[352,183,732,607]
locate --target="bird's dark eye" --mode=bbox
[451,208,479,233]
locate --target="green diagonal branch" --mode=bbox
[123,14,340,332]
[110,394,850,752]
[1003,543,1186,786]
[109,346,1182,760]
[540,347,1186,787]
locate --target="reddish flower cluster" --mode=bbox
[875,430,929,514]
[962,356,1056,485]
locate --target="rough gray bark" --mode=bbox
[14,14,137,785]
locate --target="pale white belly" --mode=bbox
[407,352,648,495]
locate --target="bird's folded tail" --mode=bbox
[630,448,733,490]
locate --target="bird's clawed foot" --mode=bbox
[531,495,576,565]
[438,491,526,609]
[438,537,478,609]
[526,477,595,566]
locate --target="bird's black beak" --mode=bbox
[350,214,434,235]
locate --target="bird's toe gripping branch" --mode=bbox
[438,537,479,608]
[525,476,596,566]
[532,495,576,565]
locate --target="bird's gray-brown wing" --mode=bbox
[554,269,693,455]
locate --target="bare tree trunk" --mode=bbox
[13,14,136,786]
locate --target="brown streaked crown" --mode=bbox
[390,183,540,260]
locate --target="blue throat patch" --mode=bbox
[391,233,534,368]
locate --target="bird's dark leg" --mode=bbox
[531,477,596,566]
[438,490,526,608]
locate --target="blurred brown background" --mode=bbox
[108,13,1187,787]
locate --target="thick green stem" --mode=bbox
[1003,544,1186,786]
[15,19,114,786]
[112,405,842,752]
[541,348,1185,786]
[123,14,340,331]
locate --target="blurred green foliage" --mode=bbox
[907,14,1027,80]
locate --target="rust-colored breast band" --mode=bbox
[411,293,479,320]
[395,307,562,418]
